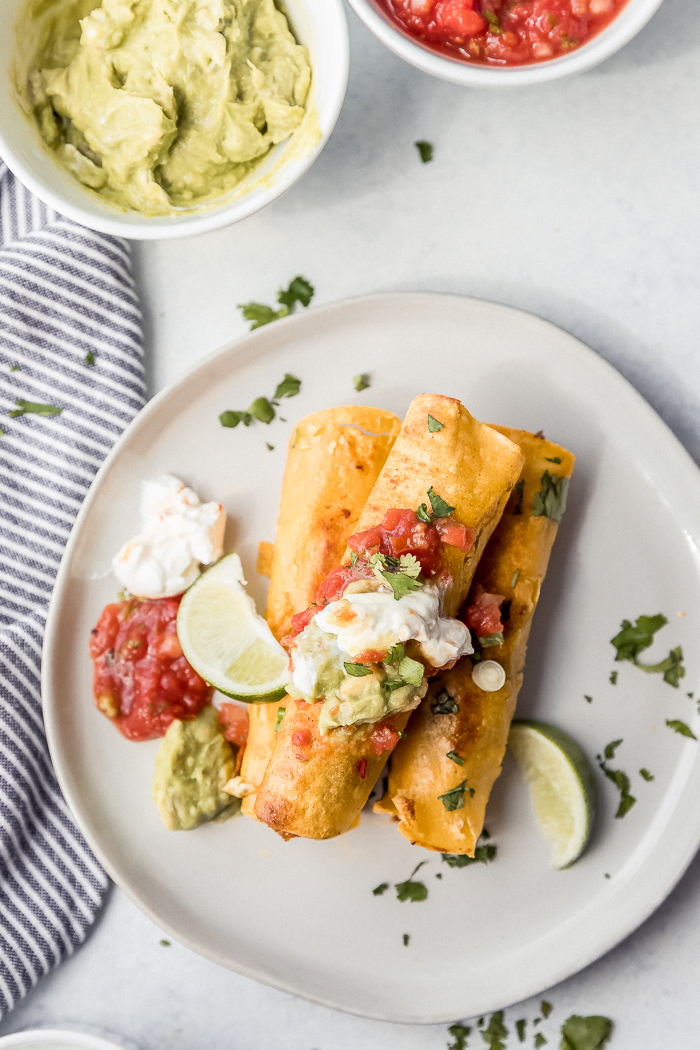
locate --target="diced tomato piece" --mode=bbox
[355,649,387,664]
[434,0,486,36]
[218,703,249,747]
[434,517,474,552]
[292,728,312,748]
[370,724,401,755]
[356,758,367,779]
[463,591,505,637]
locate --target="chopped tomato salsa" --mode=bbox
[89,596,212,741]
[370,723,402,755]
[464,591,505,636]
[379,0,628,66]
[218,703,249,747]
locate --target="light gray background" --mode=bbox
[3,0,699,1045]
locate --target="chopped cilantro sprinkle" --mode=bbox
[534,1034,547,1048]
[603,739,623,760]
[403,933,410,946]
[353,373,370,392]
[427,414,444,433]
[545,456,562,464]
[481,1011,508,1049]
[559,1014,612,1049]
[85,351,95,366]
[274,706,285,733]
[344,662,374,677]
[416,502,432,523]
[266,442,274,451]
[541,1001,552,1019]
[427,486,455,517]
[610,614,685,686]
[479,631,504,648]
[239,302,280,329]
[513,478,525,514]
[10,364,20,371]
[447,1023,471,1050]
[415,140,434,163]
[274,373,301,399]
[159,939,170,946]
[598,756,636,818]
[585,695,593,703]
[378,568,423,601]
[516,1018,526,1042]
[220,410,252,428]
[446,750,464,766]
[9,399,62,418]
[431,688,459,715]
[278,276,314,310]
[398,655,424,687]
[239,277,314,329]
[395,862,428,902]
[666,718,697,740]
[639,767,654,781]
[386,642,405,664]
[609,671,618,685]
[442,844,497,867]
[511,568,520,587]
[249,397,275,424]
[372,882,389,896]
[438,779,474,812]
[532,470,569,522]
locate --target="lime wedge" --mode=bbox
[177,553,291,702]
[509,719,597,869]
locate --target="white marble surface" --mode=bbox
[3,0,700,1045]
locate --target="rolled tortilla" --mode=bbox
[239,406,401,817]
[376,427,575,854]
[254,395,525,840]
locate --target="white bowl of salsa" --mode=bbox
[0,0,348,239]
[346,0,665,85]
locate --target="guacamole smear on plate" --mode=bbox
[19,0,312,214]
[153,704,240,830]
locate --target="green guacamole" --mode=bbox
[153,704,239,831]
[19,0,311,214]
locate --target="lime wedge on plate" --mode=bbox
[509,719,598,869]
[177,553,291,702]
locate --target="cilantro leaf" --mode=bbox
[273,373,301,399]
[395,862,428,902]
[85,351,95,366]
[344,662,374,677]
[427,486,455,517]
[609,671,618,685]
[10,364,21,371]
[482,1011,508,1050]
[513,478,525,515]
[542,1001,553,1019]
[446,750,464,766]
[159,939,170,947]
[9,399,62,418]
[372,882,389,896]
[479,632,504,648]
[249,397,275,424]
[353,373,370,392]
[266,443,274,451]
[277,275,314,310]
[438,779,474,812]
[219,410,252,428]
[441,844,496,867]
[483,9,504,33]
[403,933,410,946]
[604,739,623,760]
[416,503,432,523]
[559,1015,612,1050]
[238,302,282,329]
[378,569,423,601]
[432,688,459,715]
[532,470,569,522]
[516,1018,526,1042]
[534,1035,547,1049]
[427,414,444,433]
[447,1023,470,1050]
[545,456,562,464]
[639,767,654,781]
[666,718,697,740]
[399,553,421,577]
[383,680,406,693]
[610,613,667,661]
[636,645,686,686]
[415,140,434,163]
[598,758,636,818]
[386,642,405,664]
[398,655,424,687]
[585,695,593,703]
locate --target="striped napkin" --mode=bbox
[0,163,145,1017]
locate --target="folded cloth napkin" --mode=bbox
[0,163,145,1017]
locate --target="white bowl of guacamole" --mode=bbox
[0,0,348,238]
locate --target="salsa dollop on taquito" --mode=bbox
[282,502,476,737]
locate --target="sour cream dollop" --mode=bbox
[112,474,225,598]
[310,580,473,672]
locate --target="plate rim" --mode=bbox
[42,291,700,1024]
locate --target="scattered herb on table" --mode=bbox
[249,397,275,424]
[9,399,62,418]
[516,1018,527,1042]
[353,373,370,391]
[159,939,170,947]
[10,364,21,371]
[532,470,569,522]
[666,718,697,740]
[559,1014,612,1049]
[585,695,593,703]
[446,750,464,766]
[442,841,496,867]
[438,779,474,812]
[395,862,428,902]
[542,1001,553,1019]
[238,276,314,329]
[447,1023,471,1050]
[639,768,654,781]
[274,373,302,399]
[266,442,274,451]
[513,478,525,514]
[372,882,389,896]
[604,739,623,760]
[415,140,434,163]
[610,613,686,686]
[597,753,636,818]
[609,671,618,685]
[85,351,95,366]
[220,373,301,429]
[427,413,444,432]
[403,933,410,946]
[534,1035,547,1048]
[481,1010,508,1050]
[432,688,459,715]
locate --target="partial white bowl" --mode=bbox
[0,0,348,240]
[0,1031,136,1050]
[346,0,665,86]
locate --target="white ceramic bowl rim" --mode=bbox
[346,0,665,85]
[0,0,349,239]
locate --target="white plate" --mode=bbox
[44,293,700,1024]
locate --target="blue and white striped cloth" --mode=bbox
[0,162,145,1017]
